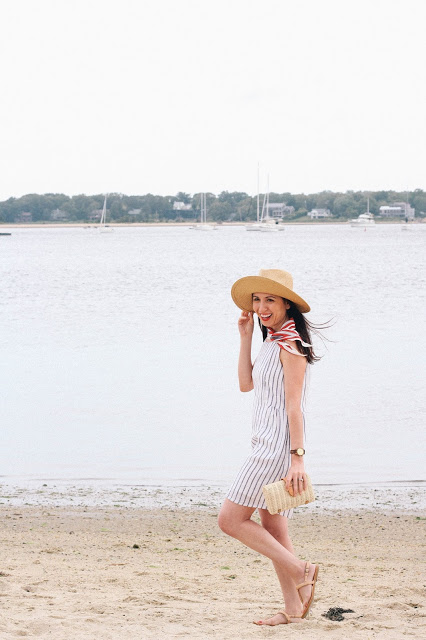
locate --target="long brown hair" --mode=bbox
[258,299,326,364]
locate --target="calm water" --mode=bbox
[1,224,425,489]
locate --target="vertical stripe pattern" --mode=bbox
[227,340,306,518]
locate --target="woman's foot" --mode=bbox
[253,611,303,626]
[296,562,319,616]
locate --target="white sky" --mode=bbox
[1,0,425,199]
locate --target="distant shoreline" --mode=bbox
[1,220,423,229]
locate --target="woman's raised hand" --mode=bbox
[238,310,254,338]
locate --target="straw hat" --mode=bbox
[231,269,310,313]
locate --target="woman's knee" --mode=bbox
[218,501,252,537]
[217,508,237,536]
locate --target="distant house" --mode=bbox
[266,203,295,219]
[128,209,142,216]
[50,208,68,221]
[308,208,332,219]
[379,202,415,219]
[173,201,192,211]
[15,211,32,223]
[88,209,103,221]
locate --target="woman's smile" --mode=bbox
[252,293,290,331]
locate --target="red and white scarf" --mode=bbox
[266,319,311,356]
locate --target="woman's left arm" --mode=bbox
[279,345,307,496]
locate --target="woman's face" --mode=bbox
[252,293,290,331]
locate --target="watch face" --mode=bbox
[297,448,304,456]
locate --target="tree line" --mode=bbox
[1,189,425,223]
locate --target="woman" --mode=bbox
[218,268,320,626]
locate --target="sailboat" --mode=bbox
[259,183,285,232]
[99,195,114,233]
[191,193,217,230]
[246,170,285,232]
[350,198,375,228]
[246,165,262,231]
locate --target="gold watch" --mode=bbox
[290,448,305,456]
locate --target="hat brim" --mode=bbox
[231,276,310,313]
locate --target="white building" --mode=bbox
[379,202,415,219]
[173,201,192,211]
[308,208,332,219]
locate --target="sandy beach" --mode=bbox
[1,505,424,640]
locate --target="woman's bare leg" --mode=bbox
[257,509,302,623]
[218,499,302,575]
[218,500,317,625]
[218,501,307,616]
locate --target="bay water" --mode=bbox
[1,224,425,498]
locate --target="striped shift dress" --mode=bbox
[227,334,307,518]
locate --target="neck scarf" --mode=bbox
[266,318,311,357]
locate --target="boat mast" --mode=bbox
[200,193,206,224]
[101,195,107,226]
[260,192,267,222]
[257,163,260,223]
[266,174,270,220]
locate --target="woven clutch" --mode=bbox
[262,475,315,514]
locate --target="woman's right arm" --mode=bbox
[238,311,254,392]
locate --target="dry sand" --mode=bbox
[1,506,425,639]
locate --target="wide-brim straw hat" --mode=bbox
[231,269,310,313]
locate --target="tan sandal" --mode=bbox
[296,561,319,618]
[253,611,302,626]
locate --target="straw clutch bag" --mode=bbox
[262,475,315,514]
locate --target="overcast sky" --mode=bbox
[1,0,425,200]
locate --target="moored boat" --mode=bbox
[246,172,285,232]
[99,195,114,233]
[350,212,375,227]
[350,199,375,227]
[190,193,218,230]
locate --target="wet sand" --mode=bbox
[1,506,424,639]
